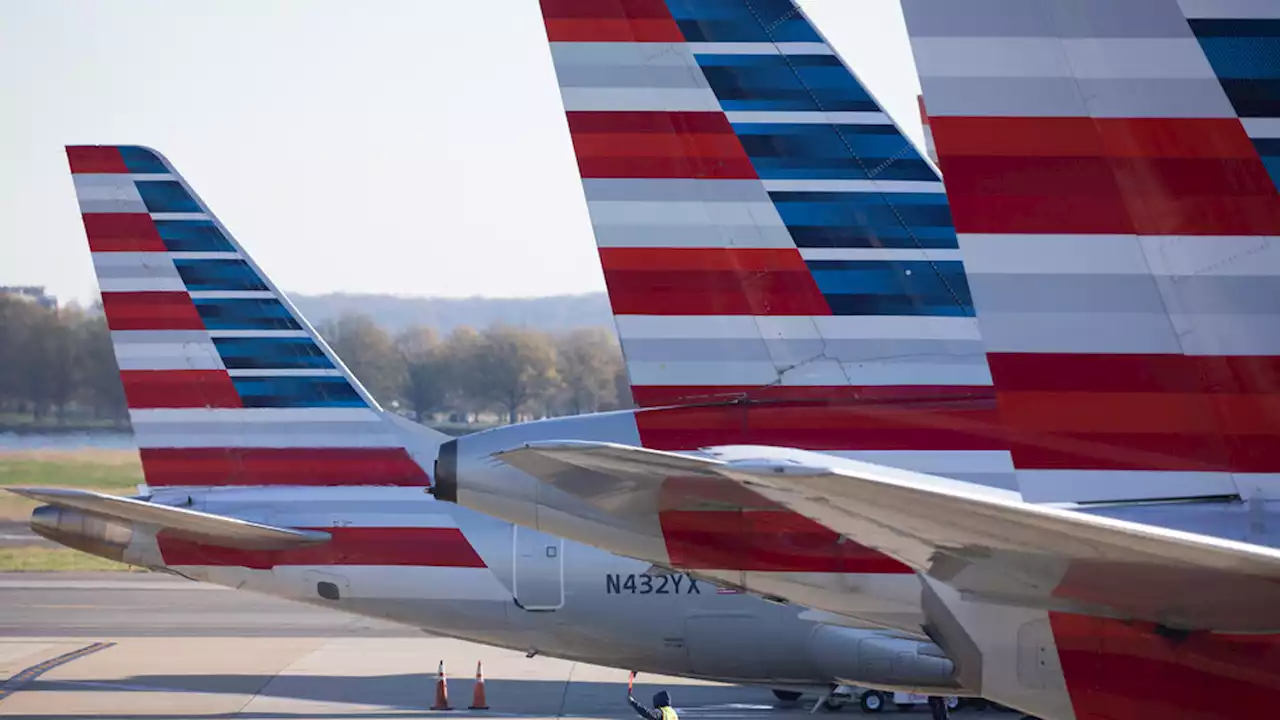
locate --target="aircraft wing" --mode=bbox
[721,459,1280,632]
[498,441,1280,632]
[9,487,330,550]
[493,440,779,520]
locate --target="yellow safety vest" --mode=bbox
[660,706,678,720]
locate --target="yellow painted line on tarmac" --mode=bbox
[0,641,115,702]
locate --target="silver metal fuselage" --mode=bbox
[40,482,952,692]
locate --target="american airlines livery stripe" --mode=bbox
[67,145,432,490]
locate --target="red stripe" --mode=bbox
[540,0,675,18]
[947,192,1134,236]
[605,269,831,315]
[66,146,127,174]
[987,354,1280,395]
[602,249,828,315]
[986,353,1280,472]
[540,0,683,42]
[660,510,912,573]
[157,527,485,569]
[139,448,430,487]
[1004,431,1279,473]
[631,385,996,409]
[998,392,1280,436]
[934,116,1280,235]
[931,117,1262,160]
[567,112,757,179]
[634,401,1006,452]
[544,18,685,41]
[1050,613,1280,720]
[119,370,242,409]
[81,213,166,252]
[600,247,810,272]
[100,292,204,331]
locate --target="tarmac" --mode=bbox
[0,573,1020,719]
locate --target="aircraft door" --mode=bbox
[685,613,766,679]
[512,526,564,611]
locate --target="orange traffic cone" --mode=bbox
[469,661,490,710]
[432,660,453,710]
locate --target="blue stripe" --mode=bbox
[666,0,820,43]
[695,54,879,112]
[734,123,922,159]
[771,191,957,249]
[1189,20,1280,117]
[213,337,334,370]
[807,260,974,317]
[732,123,935,180]
[174,259,268,292]
[232,377,365,408]
[193,298,302,331]
[1196,36,1280,79]
[154,220,233,252]
[135,181,201,213]
[1257,140,1280,190]
[117,146,167,174]
[1188,18,1280,38]
[1217,78,1280,117]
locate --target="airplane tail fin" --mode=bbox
[535,1,1014,488]
[899,1,1280,502]
[67,145,442,490]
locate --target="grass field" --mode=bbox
[0,449,143,571]
[0,547,140,572]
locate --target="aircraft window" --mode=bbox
[546,546,558,558]
[317,581,340,600]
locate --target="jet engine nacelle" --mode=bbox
[31,504,133,562]
[807,623,959,695]
[434,412,678,564]
[30,504,165,568]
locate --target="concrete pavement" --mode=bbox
[0,573,1019,720]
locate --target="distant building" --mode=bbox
[0,286,57,310]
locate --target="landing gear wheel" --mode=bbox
[823,695,849,712]
[946,697,960,711]
[859,691,885,713]
[773,690,803,703]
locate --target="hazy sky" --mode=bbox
[0,0,923,304]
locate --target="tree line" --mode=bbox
[0,293,631,428]
[316,314,632,424]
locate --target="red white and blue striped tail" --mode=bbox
[537,0,1016,491]
[897,0,1280,505]
[67,145,441,491]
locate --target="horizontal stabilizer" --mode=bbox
[9,487,330,550]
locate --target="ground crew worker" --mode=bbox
[627,672,677,720]
[629,690,676,720]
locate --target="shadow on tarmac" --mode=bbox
[21,674,814,720]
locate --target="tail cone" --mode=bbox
[469,661,490,710]
[432,660,453,711]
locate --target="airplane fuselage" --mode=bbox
[65,483,950,691]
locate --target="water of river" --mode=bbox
[0,433,136,451]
